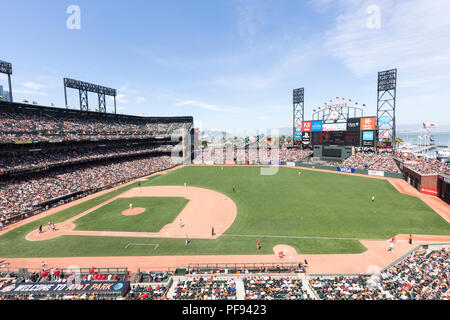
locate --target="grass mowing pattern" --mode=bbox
[0,166,448,257]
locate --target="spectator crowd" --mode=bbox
[309,248,449,300]
[309,275,385,300]
[397,155,450,175]
[0,109,191,143]
[1,247,448,300]
[0,155,175,222]
[244,276,310,300]
[172,277,237,300]
[0,145,174,173]
[379,248,448,300]
[342,151,400,173]
[194,146,313,163]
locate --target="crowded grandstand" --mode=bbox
[1,245,448,300]
[0,101,192,228]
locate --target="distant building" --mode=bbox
[0,85,11,102]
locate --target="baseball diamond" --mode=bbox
[1,1,450,304]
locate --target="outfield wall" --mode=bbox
[218,161,404,179]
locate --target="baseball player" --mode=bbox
[129,203,133,209]
[179,218,184,228]
[185,234,189,246]
[388,236,396,251]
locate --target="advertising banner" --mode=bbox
[363,140,375,147]
[361,117,376,131]
[0,281,130,296]
[302,121,312,132]
[368,170,385,177]
[311,121,323,132]
[294,133,302,141]
[337,167,355,173]
[420,186,438,196]
[347,118,361,133]
[287,162,296,166]
[380,129,391,139]
[362,131,374,141]
[302,131,311,145]
[379,115,391,125]
[322,122,347,132]
[269,161,284,165]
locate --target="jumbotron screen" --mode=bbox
[311,131,361,146]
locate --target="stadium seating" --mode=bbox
[1,246,448,300]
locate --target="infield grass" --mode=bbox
[73,197,189,232]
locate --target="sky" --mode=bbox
[1,0,449,135]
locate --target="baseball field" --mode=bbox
[0,165,449,261]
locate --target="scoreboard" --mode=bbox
[302,117,376,148]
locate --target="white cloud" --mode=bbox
[207,39,321,90]
[135,96,146,103]
[116,94,129,104]
[20,81,46,90]
[174,100,246,114]
[323,0,450,88]
[14,89,48,96]
[319,0,450,124]
[234,0,265,40]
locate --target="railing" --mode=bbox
[187,262,305,275]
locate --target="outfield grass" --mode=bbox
[74,197,189,232]
[0,166,448,257]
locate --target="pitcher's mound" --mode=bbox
[122,207,146,216]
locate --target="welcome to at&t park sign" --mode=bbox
[0,281,130,296]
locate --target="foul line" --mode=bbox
[125,243,159,250]
[221,234,406,242]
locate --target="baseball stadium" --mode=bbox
[0,60,449,302]
[1,2,449,304]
